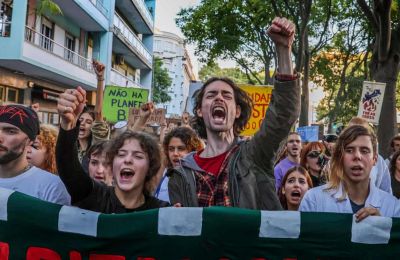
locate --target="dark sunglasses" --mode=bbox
[307,151,321,158]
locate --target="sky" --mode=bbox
[154,0,236,77]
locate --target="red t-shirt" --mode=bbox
[194,150,230,176]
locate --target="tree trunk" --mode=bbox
[373,53,400,157]
[299,35,310,126]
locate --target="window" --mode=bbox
[40,18,53,51]
[0,86,4,100]
[6,87,18,103]
[64,33,75,62]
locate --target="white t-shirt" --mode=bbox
[0,166,71,205]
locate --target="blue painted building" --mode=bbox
[0,0,154,124]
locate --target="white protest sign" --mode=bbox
[357,81,386,124]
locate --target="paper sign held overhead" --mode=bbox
[357,81,386,125]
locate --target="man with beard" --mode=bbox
[274,132,302,191]
[168,17,300,210]
[0,105,70,205]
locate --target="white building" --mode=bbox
[153,30,196,117]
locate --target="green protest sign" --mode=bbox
[102,85,149,123]
[2,188,400,259]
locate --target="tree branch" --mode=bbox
[356,0,379,32]
[375,0,392,61]
[311,0,332,55]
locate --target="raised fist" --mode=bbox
[93,60,105,80]
[266,17,295,49]
[57,86,86,130]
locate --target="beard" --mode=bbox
[0,142,26,164]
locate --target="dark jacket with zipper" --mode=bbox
[167,78,300,210]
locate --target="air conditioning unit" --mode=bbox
[115,55,125,65]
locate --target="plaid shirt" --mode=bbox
[195,146,239,207]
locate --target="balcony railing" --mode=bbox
[113,12,152,65]
[0,21,11,37]
[24,26,94,73]
[110,69,143,89]
[89,0,108,17]
[134,0,154,28]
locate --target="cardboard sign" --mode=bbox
[357,81,386,124]
[240,85,274,136]
[129,107,166,126]
[102,85,149,123]
[297,125,319,142]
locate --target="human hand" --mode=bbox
[57,87,86,130]
[139,102,154,119]
[93,60,105,81]
[355,207,381,222]
[266,17,295,49]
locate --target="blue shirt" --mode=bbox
[300,182,400,218]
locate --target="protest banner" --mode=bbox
[240,85,273,136]
[2,188,400,259]
[297,125,319,142]
[102,85,149,123]
[129,107,166,126]
[357,81,386,124]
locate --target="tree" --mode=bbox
[311,1,370,130]
[198,62,264,84]
[37,0,62,15]
[356,0,400,157]
[176,0,276,85]
[152,57,172,104]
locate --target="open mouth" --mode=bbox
[291,191,301,198]
[212,106,226,123]
[350,166,363,174]
[120,168,135,181]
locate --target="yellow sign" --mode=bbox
[240,85,274,136]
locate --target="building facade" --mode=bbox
[153,30,196,117]
[0,0,154,124]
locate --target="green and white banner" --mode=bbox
[1,188,400,259]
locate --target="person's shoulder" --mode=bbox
[28,167,60,181]
[147,196,171,208]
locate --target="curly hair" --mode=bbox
[106,130,161,196]
[162,127,204,168]
[37,124,58,174]
[191,77,253,139]
[278,166,313,210]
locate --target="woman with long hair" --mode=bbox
[57,87,169,213]
[278,166,312,210]
[300,125,400,221]
[300,141,326,187]
[27,124,58,174]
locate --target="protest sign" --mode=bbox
[129,107,166,126]
[357,81,386,124]
[240,85,274,136]
[1,188,400,259]
[297,125,319,142]
[102,85,149,123]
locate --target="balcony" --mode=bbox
[112,12,152,69]
[52,0,109,31]
[0,20,11,37]
[115,0,154,34]
[10,26,97,89]
[110,69,143,88]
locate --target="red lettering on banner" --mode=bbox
[89,255,125,260]
[26,247,61,260]
[0,242,9,260]
[70,251,82,260]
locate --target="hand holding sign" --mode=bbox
[93,60,105,121]
[58,87,86,130]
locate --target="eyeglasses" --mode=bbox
[307,151,321,158]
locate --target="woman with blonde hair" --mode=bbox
[27,124,58,174]
[300,125,400,222]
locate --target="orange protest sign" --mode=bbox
[240,85,274,136]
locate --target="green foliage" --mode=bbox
[37,0,63,16]
[198,62,265,84]
[176,0,275,84]
[153,58,172,104]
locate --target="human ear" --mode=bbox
[197,107,203,118]
[235,105,241,118]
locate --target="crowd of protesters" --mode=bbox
[0,17,400,225]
